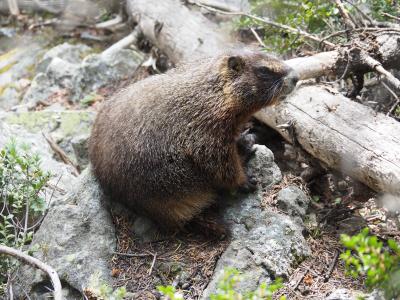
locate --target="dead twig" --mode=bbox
[42,132,80,176]
[381,12,400,22]
[148,252,157,275]
[0,245,62,300]
[324,249,340,282]
[343,0,374,26]
[95,14,123,30]
[113,251,154,258]
[381,81,400,116]
[293,267,310,290]
[332,0,356,30]
[102,29,140,57]
[250,27,267,48]
[363,53,400,94]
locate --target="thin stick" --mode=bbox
[0,245,62,300]
[324,249,340,282]
[113,251,154,258]
[293,267,309,290]
[189,1,336,49]
[344,0,374,25]
[250,27,267,48]
[383,81,400,116]
[42,133,80,176]
[381,12,400,22]
[148,253,157,275]
[332,0,356,30]
[95,14,123,29]
[102,29,140,57]
[363,54,400,93]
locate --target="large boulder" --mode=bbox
[0,121,76,190]
[14,169,116,299]
[1,110,96,170]
[202,145,311,298]
[0,43,44,110]
[22,43,144,108]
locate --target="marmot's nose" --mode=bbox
[281,71,299,95]
[287,71,299,87]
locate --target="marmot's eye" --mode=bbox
[257,67,272,79]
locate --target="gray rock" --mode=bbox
[47,57,84,93]
[71,133,90,169]
[1,110,96,170]
[0,43,44,110]
[23,46,144,107]
[326,288,385,300]
[15,168,116,299]
[22,72,59,110]
[0,121,76,190]
[36,43,91,73]
[276,185,310,219]
[81,49,144,93]
[326,289,356,300]
[202,145,310,298]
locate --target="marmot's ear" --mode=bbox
[227,56,244,72]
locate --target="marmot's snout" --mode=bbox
[282,70,299,96]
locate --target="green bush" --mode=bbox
[237,0,341,53]
[158,268,286,300]
[0,139,51,295]
[368,0,399,20]
[340,228,400,299]
[237,0,399,53]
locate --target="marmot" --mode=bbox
[89,50,298,230]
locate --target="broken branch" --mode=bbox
[363,53,400,93]
[0,245,62,300]
[42,133,80,176]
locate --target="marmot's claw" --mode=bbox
[238,176,258,193]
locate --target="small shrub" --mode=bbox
[0,139,51,295]
[236,0,399,54]
[340,228,400,299]
[237,0,342,53]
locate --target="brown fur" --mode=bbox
[89,50,298,231]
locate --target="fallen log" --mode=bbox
[126,0,400,195]
[0,0,118,16]
[255,85,400,195]
[126,0,233,64]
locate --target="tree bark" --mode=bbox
[126,0,234,64]
[255,85,400,195]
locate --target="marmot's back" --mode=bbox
[89,50,298,229]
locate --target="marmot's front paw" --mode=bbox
[238,175,258,193]
[237,129,256,162]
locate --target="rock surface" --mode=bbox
[0,121,76,190]
[23,43,144,108]
[1,110,95,170]
[15,169,116,299]
[202,145,311,298]
[326,288,384,300]
[0,43,44,110]
[36,43,91,73]
[276,185,310,219]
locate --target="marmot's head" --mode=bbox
[220,50,298,110]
